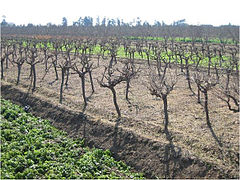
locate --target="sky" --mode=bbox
[1,0,239,26]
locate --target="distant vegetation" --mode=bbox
[1,16,239,41]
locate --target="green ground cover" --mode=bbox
[0,98,144,179]
[5,39,234,69]
[124,36,235,44]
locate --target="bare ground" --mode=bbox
[1,56,239,178]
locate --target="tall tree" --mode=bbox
[83,16,93,26]
[101,17,106,26]
[62,17,68,26]
[1,15,8,26]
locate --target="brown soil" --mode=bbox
[1,56,239,178]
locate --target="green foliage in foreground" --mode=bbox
[0,99,144,179]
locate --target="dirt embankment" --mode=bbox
[1,81,236,179]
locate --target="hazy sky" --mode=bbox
[1,0,239,26]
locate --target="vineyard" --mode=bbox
[0,26,239,179]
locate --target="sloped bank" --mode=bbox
[1,82,236,179]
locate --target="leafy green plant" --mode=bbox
[0,98,144,179]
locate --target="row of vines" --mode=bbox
[1,36,239,115]
[1,34,239,178]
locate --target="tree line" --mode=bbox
[1,17,238,40]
